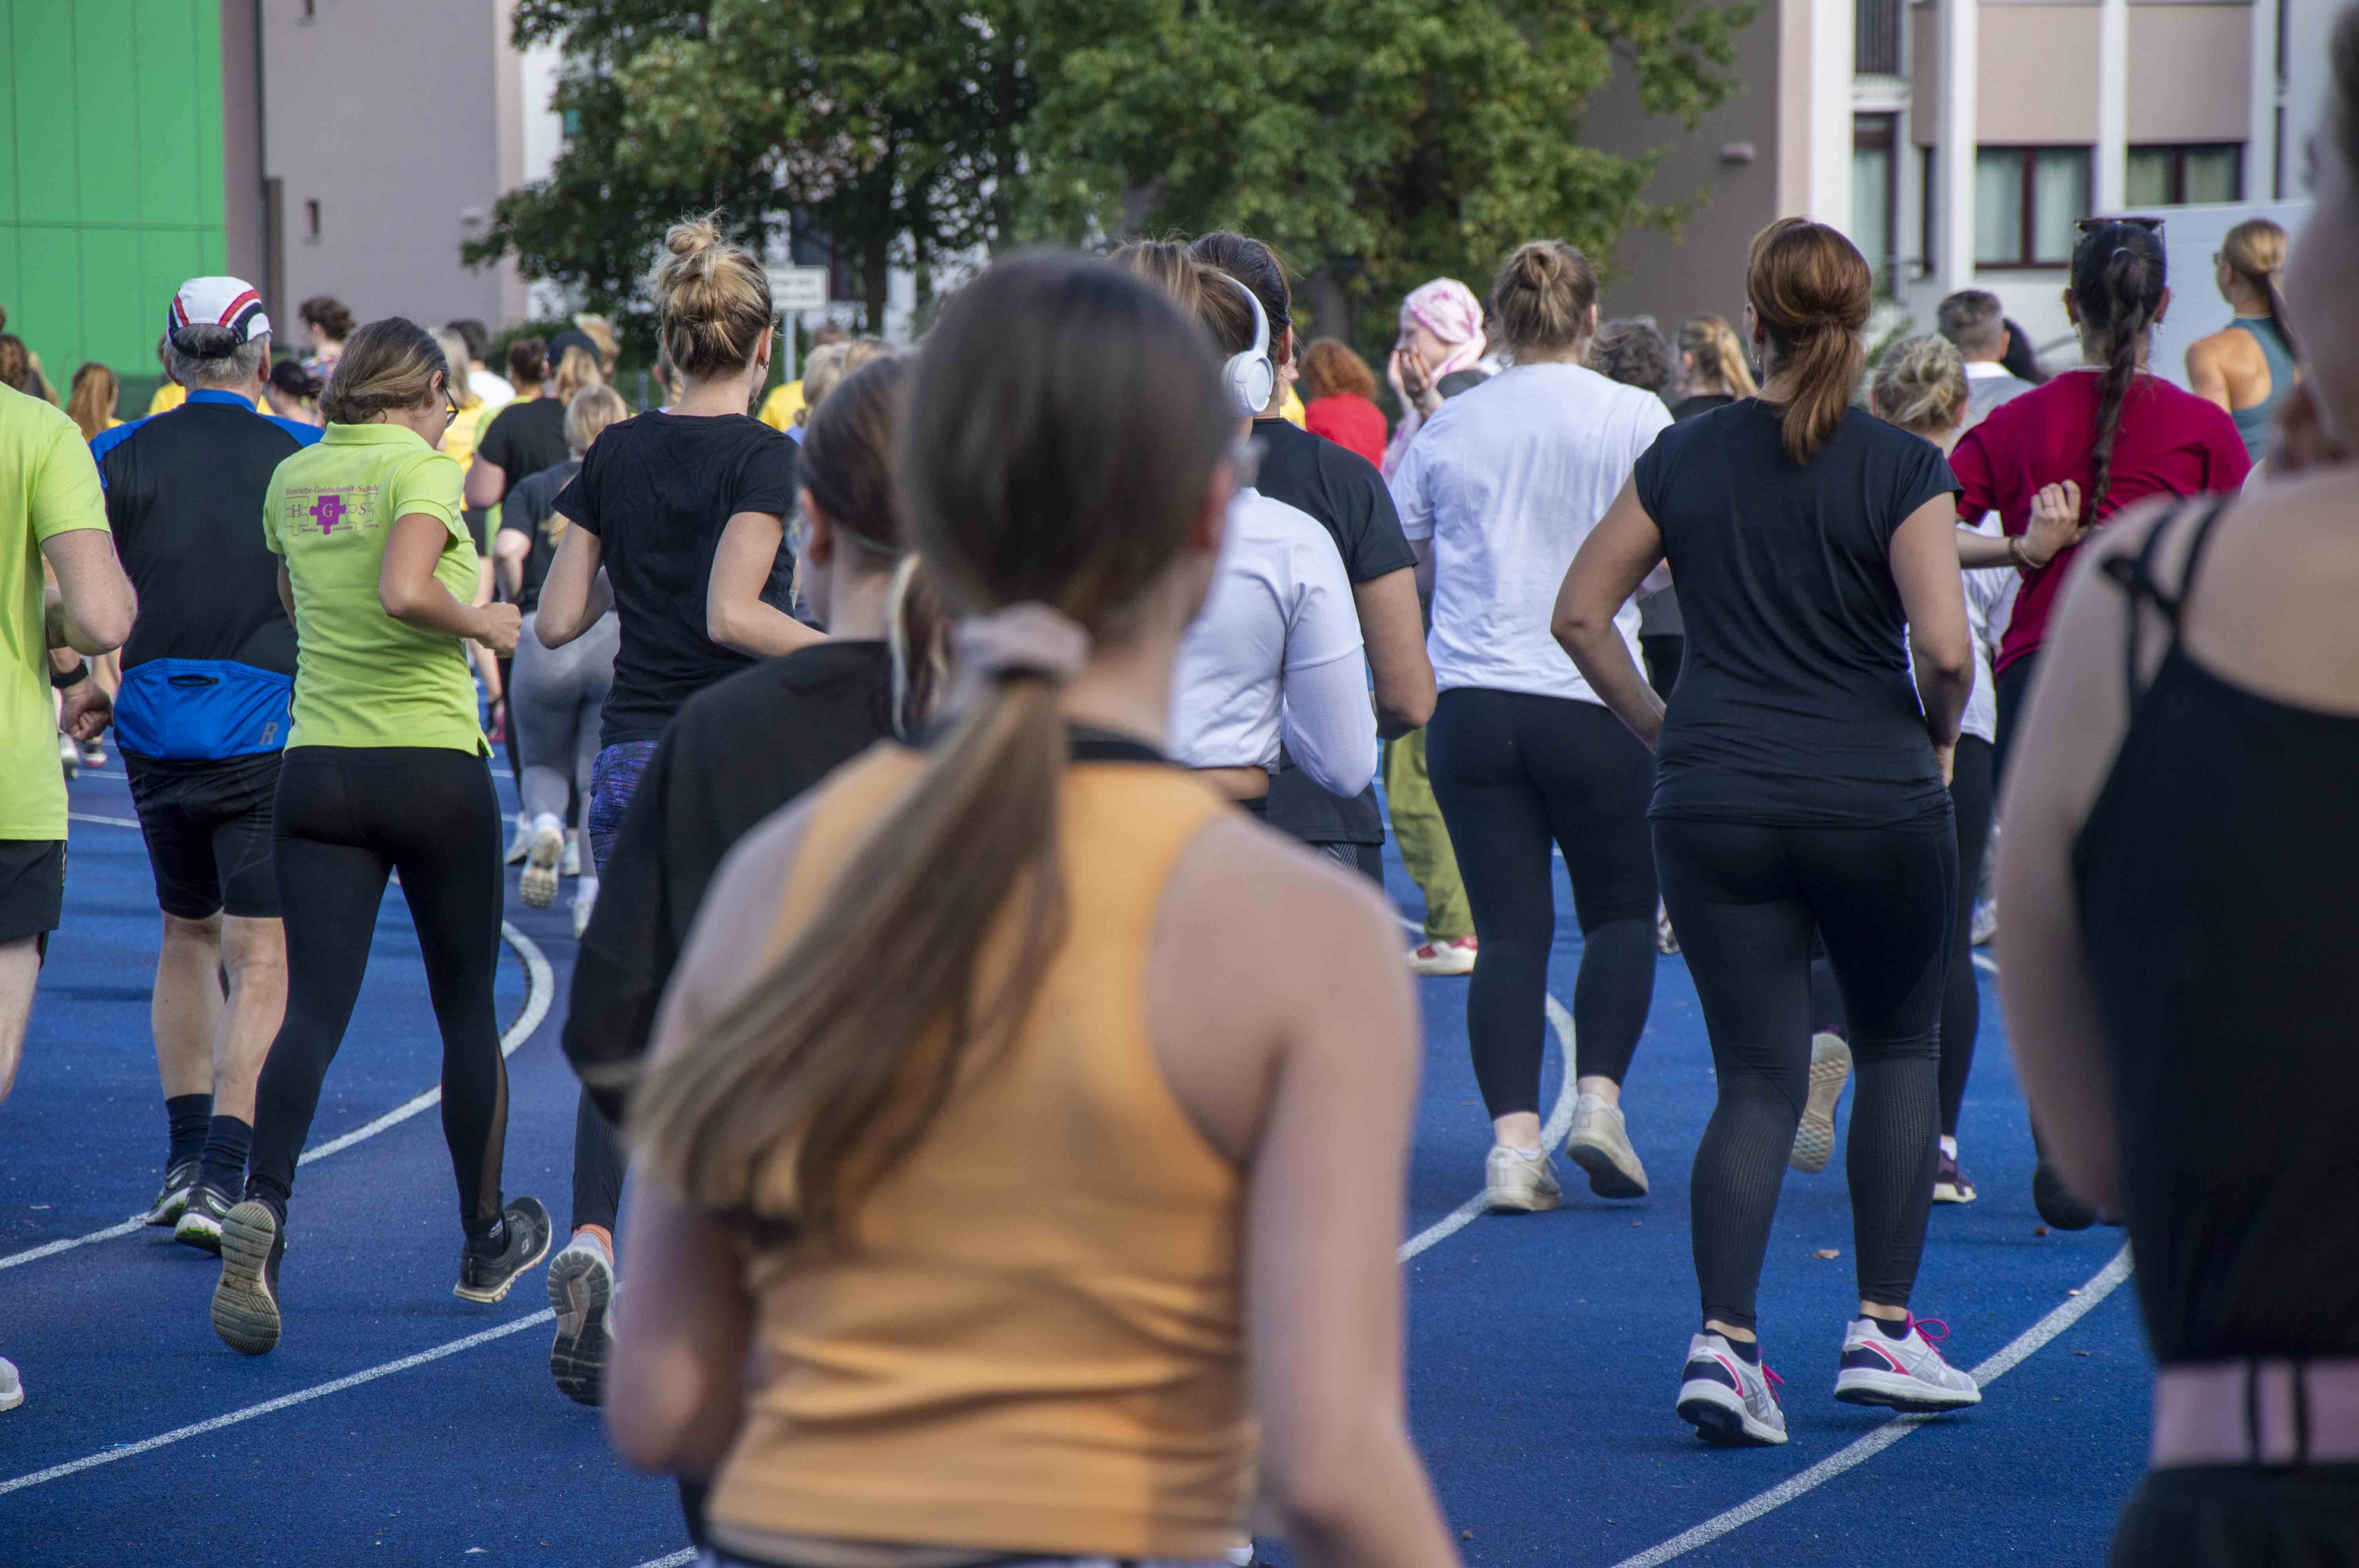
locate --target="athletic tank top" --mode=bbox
[2226,316,2297,461]
[2072,501,2359,1365]
[707,742,1252,1562]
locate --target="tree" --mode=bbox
[1018,0,1754,348]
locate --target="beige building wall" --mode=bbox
[2126,5,2253,142]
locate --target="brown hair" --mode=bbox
[2068,221,2168,519]
[1746,218,1873,463]
[1491,240,1598,356]
[1299,338,1379,402]
[1110,241,1257,357]
[649,214,774,379]
[2220,217,2296,356]
[506,336,547,388]
[319,318,448,426]
[630,252,1234,1234]
[299,296,355,341]
[67,363,119,442]
[552,344,605,403]
[1677,313,1757,398]
[1869,335,1970,438]
[1589,317,1675,396]
[0,336,38,397]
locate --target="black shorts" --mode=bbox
[124,751,284,920]
[0,839,65,949]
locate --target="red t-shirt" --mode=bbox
[1952,370,2249,674]
[1304,394,1388,471]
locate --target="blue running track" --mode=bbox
[2,766,2146,1566]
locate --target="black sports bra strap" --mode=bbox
[2099,496,2233,709]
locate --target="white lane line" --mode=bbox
[1972,951,1999,975]
[0,922,552,1273]
[68,811,142,829]
[1604,1244,2134,1568]
[1400,995,1578,1263]
[629,1553,697,1568]
[0,1309,555,1497]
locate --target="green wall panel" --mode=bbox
[75,2,142,226]
[135,0,202,229]
[81,230,144,369]
[15,7,82,227]
[0,2,17,225]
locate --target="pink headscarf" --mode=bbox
[1383,278,1488,477]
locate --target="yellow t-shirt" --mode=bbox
[757,380,806,432]
[147,382,187,416]
[1279,384,1306,428]
[441,401,491,474]
[1,387,109,838]
[263,423,487,755]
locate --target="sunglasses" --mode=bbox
[2077,216,2166,235]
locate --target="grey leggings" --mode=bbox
[511,611,618,827]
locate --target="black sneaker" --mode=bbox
[174,1184,234,1254]
[211,1201,285,1355]
[145,1159,199,1227]
[2032,1161,2098,1230]
[453,1196,552,1305]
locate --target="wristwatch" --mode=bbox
[50,658,89,690]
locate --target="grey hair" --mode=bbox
[167,326,270,390]
[1934,290,2006,359]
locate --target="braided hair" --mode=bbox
[2067,221,2167,521]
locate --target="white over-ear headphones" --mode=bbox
[1219,275,1276,416]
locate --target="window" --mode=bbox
[2126,144,2243,207]
[1974,147,2089,267]
[1921,146,1938,275]
[1856,0,1902,74]
[304,200,321,243]
[1852,115,1898,292]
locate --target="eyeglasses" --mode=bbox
[441,381,463,420]
[2076,216,2166,235]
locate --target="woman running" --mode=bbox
[210,319,547,1356]
[498,385,626,928]
[1558,219,1979,1443]
[2002,30,2359,1557]
[2183,217,2298,461]
[605,248,1457,1568]
[1392,241,1668,1210]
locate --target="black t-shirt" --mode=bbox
[564,640,897,1120]
[553,410,800,747]
[496,458,578,613]
[1637,401,1960,828]
[475,397,571,503]
[1249,417,1408,848]
[1670,393,1736,422]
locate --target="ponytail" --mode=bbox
[2219,217,2297,359]
[1744,218,1873,464]
[2069,221,2168,520]
[1678,313,1757,399]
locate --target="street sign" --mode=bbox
[767,265,831,312]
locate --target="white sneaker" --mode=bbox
[1676,1332,1787,1445]
[1564,1093,1648,1197]
[571,878,598,940]
[1834,1315,1981,1412]
[1790,1032,1850,1173]
[520,817,565,908]
[1970,896,1998,947]
[1407,936,1477,976]
[1484,1146,1561,1212]
[0,1355,21,1412]
[547,1229,617,1406]
[504,813,533,866]
[560,836,581,878]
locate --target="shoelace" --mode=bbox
[1761,1364,1785,1405]
[1906,1315,1954,1362]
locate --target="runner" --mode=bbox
[603,249,1459,1568]
[209,318,547,1356]
[2002,29,2359,1552]
[1381,278,1486,478]
[297,296,353,381]
[83,278,321,1253]
[496,385,626,931]
[1392,240,1669,1209]
[1670,314,1757,420]
[554,356,932,1428]
[2,376,137,1410]
[2183,217,2298,460]
[1558,218,1979,1443]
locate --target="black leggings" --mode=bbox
[246,747,510,1238]
[1427,688,1659,1118]
[1656,814,1954,1331]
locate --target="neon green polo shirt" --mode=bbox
[263,423,487,755]
[1,387,109,840]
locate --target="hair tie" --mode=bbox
[951,602,1090,686]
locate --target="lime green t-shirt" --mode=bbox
[1,387,109,840]
[263,423,488,755]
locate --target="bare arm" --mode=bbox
[1553,477,1667,750]
[463,457,508,512]
[1956,480,2086,569]
[492,528,531,603]
[534,525,607,647]
[40,529,136,655]
[1352,569,1436,737]
[2185,333,2235,413]
[379,514,519,655]
[1890,493,1974,768]
[706,510,821,657]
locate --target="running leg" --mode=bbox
[1530,699,1659,1091]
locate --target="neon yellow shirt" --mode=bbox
[441,400,492,474]
[1,387,109,838]
[147,381,187,416]
[757,380,806,432]
[1279,384,1306,428]
[263,423,487,755]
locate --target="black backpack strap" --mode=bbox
[2097,495,2232,708]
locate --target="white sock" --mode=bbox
[1507,1146,1543,1161]
[1939,1135,1958,1159]
[533,811,564,837]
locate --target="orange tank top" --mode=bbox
[707,744,1254,1562]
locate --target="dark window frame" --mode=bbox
[2127,142,2245,207]
[1974,145,2092,270]
[1852,113,1900,292]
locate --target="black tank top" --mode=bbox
[2072,500,2359,1365]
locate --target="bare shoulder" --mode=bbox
[1157,813,1408,989]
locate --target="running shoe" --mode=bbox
[1676,1332,1787,1446]
[0,1356,19,1412]
[1970,896,1998,947]
[145,1159,199,1227]
[520,818,565,909]
[1656,902,1680,955]
[1483,1146,1561,1213]
[174,1183,233,1254]
[547,1229,616,1406]
[79,738,106,768]
[454,1196,553,1304]
[560,837,581,878]
[504,813,533,865]
[211,1200,285,1356]
[1932,1148,1977,1205]
[1407,936,1477,976]
[1833,1315,1981,1412]
[58,733,77,780]
[572,882,598,940]
[2032,1161,2098,1230]
[1564,1093,1649,1198]
[1788,1032,1850,1174]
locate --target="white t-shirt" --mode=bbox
[1959,517,2017,746]
[1390,362,1673,703]
[470,369,516,408]
[1169,487,1374,796]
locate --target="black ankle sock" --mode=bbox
[196,1115,252,1198]
[1874,1315,1912,1339]
[465,1215,508,1258]
[166,1093,213,1170]
[1723,1334,1760,1363]
[241,1176,288,1230]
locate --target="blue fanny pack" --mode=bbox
[114,659,293,761]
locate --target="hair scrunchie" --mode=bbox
[951,601,1091,685]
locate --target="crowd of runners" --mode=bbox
[3,12,2356,1564]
